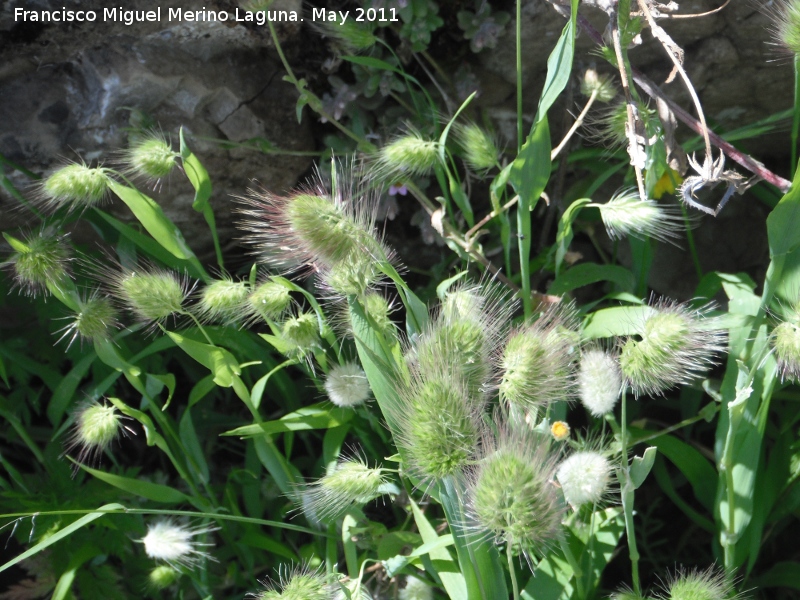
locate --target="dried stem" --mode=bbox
[551,89,599,160]
[575,13,792,192]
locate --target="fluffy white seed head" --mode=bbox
[325,362,371,408]
[140,520,216,568]
[556,450,613,509]
[578,349,622,417]
[255,563,332,600]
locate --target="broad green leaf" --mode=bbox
[630,446,657,489]
[180,408,210,484]
[377,531,424,561]
[222,404,354,437]
[165,330,241,388]
[408,495,467,600]
[0,503,124,573]
[639,430,716,510]
[180,128,223,269]
[549,263,635,296]
[88,209,208,281]
[533,0,578,124]
[767,165,800,256]
[52,544,98,600]
[239,529,297,561]
[749,561,800,590]
[48,349,97,425]
[108,180,196,261]
[652,458,715,532]
[78,463,191,504]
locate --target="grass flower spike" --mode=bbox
[766,0,800,56]
[65,401,124,466]
[620,300,726,397]
[122,133,179,182]
[3,227,71,296]
[581,68,616,103]
[299,454,390,522]
[110,263,190,324]
[394,370,483,482]
[454,122,500,173]
[498,307,578,412]
[255,564,331,600]
[591,189,684,243]
[245,278,292,323]
[373,129,440,182]
[578,348,622,417]
[556,450,613,509]
[281,311,321,358]
[238,165,392,297]
[772,320,800,381]
[661,566,735,600]
[141,520,216,568]
[467,424,562,559]
[40,162,111,212]
[148,565,180,590]
[324,362,371,407]
[56,290,118,348]
[197,276,249,325]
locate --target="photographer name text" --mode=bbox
[13,6,399,26]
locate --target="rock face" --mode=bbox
[0,0,312,259]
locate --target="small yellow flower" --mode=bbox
[551,421,571,441]
[652,169,683,199]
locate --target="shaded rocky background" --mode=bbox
[0,0,792,297]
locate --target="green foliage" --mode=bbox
[3,1,800,599]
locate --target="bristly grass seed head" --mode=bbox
[765,0,800,57]
[619,300,727,397]
[586,100,657,149]
[372,129,440,182]
[394,370,483,483]
[254,563,331,600]
[39,162,111,212]
[245,278,292,324]
[578,348,622,417]
[140,520,216,568]
[467,423,562,560]
[324,362,371,408]
[196,276,249,326]
[399,576,433,600]
[298,454,389,523]
[121,132,179,183]
[281,311,321,358]
[411,279,513,399]
[594,188,685,244]
[498,306,578,412]
[660,565,738,600]
[148,565,180,591]
[772,320,800,381]
[64,400,124,467]
[109,263,190,325]
[316,15,378,53]
[454,122,500,173]
[237,165,392,284]
[56,290,118,348]
[2,226,72,296]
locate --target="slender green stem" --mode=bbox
[180,310,215,346]
[620,392,641,595]
[792,54,800,177]
[507,543,520,600]
[516,0,523,153]
[680,201,703,280]
[559,537,585,598]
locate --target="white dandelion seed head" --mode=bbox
[556,450,613,509]
[324,362,371,408]
[578,348,622,417]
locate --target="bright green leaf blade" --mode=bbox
[78,463,191,504]
[222,404,354,437]
[165,330,241,388]
[0,503,124,573]
[549,263,635,296]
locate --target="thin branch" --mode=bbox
[551,90,599,160]
[661,0,731,19]
[610,5,649,201]
[575,13,792,191]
